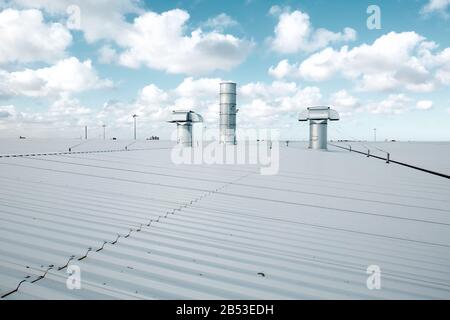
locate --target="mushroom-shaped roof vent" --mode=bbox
[299,106,339,121]
[168,110,203,123]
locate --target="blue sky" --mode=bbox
[0,0,449,141]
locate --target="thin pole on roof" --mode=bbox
[133,114,138,140]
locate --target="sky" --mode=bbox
[0,0,449,141]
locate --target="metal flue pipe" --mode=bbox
[219,82,237,145]
[168,110,203,147]
[299,106,340,150]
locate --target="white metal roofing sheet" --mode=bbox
[0,140,449,299]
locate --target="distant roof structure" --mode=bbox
[0,139,449,299]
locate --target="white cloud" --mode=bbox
[0,8,72,64]
[132,84,172,123]
[238,81,322,125]
[98,45,118,64]
[241,99,276,118]
[97,79,220,129]
[421,0,450,15]
[432,48,450,84]
[330,90,360,116]
[240,80,298,100]
[278,86,322,112]
[268,7,356,54]
[0,57,113,98]
[116,9,253,74]
[99,79,323,132]
[1,76,426,138]
[3,73,427,139]
[270,31,450,93]
[268,5,283,16]
[203,13,238,31]
[0,105,15,120]
[138,84,169,105]
[0,98,95,134]
[4,2,252,75]
[48,96,92,118]
[297,47,344,81]
[5,0,142,42]
[416,100,434,110]
[175,77,221,98]
[366,94,412,114]
[268,59,298,79]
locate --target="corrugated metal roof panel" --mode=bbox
[0,140,449,299]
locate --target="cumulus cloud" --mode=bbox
[42,96,95,128]
[0,98,100,138]
[98,45,118,64]
[0,57,113,98]
[5,1,253,75]
[2,75,427,138]
[48,96,92,116]
[133,84,171,123]
[416,100,434,110]
[97,79,218,130]
[432,48,450,85]
[0,8,72,64]
[10,78,371,136]
[240,80,298,100]
[0,77,319,138]
[4,0,142,42]
[0,97,88,125]
[0,105,15,119]
[96,78,225,132]
[268,6,356,54]
[116,9,253,74]
[366,94,412,115]
[268,59,298,79]
[269,31,450,93]
[238,81,323,125]
[421,0,450,16]
[330,90,419,116]
[202,13,238,31]
[174,77,222,98]
[97,96,171,130]
[330,90,360,116]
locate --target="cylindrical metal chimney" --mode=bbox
[168,110,203,148]
[299,106,339,150]
[309,120,328,150]
[177,123,193,147]
[219,82,237,145]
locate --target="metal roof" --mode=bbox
[0,139,449,299]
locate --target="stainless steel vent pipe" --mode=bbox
[299,106,340,150]
[219,82,237,145]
